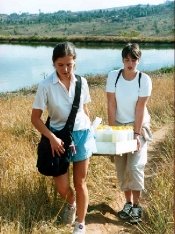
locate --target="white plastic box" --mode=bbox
[91,119,137,156]
[94,140,137,156]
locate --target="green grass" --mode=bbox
[0,5,173,42]
[0,2,174,45]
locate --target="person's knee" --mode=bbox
[57,184,73,198]
[74,179,87,193]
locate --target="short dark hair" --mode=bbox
[52,41,76,62]
[122,43,141,59]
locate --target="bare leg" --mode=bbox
[53,171,75,205]
[73,158,90,223]
[124,190,132,203]
[132,190,141,205]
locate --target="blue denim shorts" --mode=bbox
[69,129,96,162]
[49,126,96,163]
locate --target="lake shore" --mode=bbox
[0,67,174,96]
[0,35,174,46]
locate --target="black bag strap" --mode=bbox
[115,69,142,88]
[45,74,82,132]
[65,74,82,131]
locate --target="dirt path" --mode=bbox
[85,124,172,234]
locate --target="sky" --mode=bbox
[0,0,170,14]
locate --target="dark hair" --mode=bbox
[52,41,76,62]
[122,43,141,59]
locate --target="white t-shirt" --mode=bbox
[33,71,91,131]
[106,69,152,123]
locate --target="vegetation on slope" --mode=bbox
[0,1,174,43]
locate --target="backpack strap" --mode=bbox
[115,69,123,87]
[138,72,142,88]
[115,69,142,88]
[65,74,82,132]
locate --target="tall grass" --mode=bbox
[0,35,174,45]
[0,70,174,233]
[136,130,174,234]
[148,73,174,128]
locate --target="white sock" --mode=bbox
[68,201,76,208]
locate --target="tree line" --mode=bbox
[0,1,173,25]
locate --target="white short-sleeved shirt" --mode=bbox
[33,71,91,131]
[106,69,152,123]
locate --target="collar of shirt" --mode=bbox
[52,71,77,85]
[52,71,77,97]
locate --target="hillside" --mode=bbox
[0,1,174,43]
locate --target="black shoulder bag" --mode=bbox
[37,75,82,177]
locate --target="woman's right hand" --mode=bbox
[49,134,65,157]
[134,134,141,151]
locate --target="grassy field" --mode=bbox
[0,69,174,233]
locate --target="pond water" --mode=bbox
[0,43,174,92]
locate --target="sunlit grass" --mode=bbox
[148,73,174,128]
[0,69,174,233]
[135,130,174,234]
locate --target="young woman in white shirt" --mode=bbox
[106,43,152,224]
[31,42,95,234]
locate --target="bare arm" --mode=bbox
[107,92,116,126]
[31,109,53,139]
[31,109,65,156]
[83,103,90,117]
[134,96,150,134]
[134,96,150,150]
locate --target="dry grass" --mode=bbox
[137,130,174,234]
[0,71,174,233]
[148,73,174,128]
